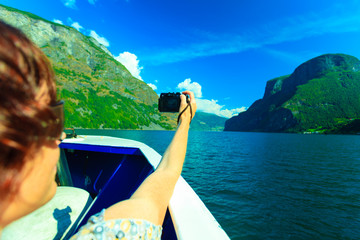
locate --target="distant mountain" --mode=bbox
[0,4,177,130]
[225,54,360,133]
[190,112,228,131]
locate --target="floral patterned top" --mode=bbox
[70,209,162,240]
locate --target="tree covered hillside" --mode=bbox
[190,112,228,131]
[286,70,360,133]
[0,4,177,130]
[225,54,360,134]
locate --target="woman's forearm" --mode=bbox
[105,91,196,225]
[156,121,190,177]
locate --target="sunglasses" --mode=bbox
[48,100,65,141]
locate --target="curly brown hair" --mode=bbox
[0,20,61,200]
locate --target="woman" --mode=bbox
[0,20,196,239]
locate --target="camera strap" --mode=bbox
[177,101,192,125]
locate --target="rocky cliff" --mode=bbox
[225,54,360,133]
[0,4,176,129]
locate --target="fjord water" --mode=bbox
[76,130,360,239]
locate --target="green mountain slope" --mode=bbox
[0,4,177,130]
[190,112,228,131]
[225,54,360,133]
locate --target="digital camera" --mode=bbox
[158,92,181,112]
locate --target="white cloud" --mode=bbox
[115,52,143,80]
[90,30,110,47]
[67,17,73,25]
[62,0,76,9]
[177,78,202,98]
[143,4,360,65]
[53,19,63,25]
[71,22,83,31]
[263,48,323,66]
[197,99,246,118]
[88,0,98,4]
[147,83,157,90]
[176,79,246,118]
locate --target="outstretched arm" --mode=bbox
[105,91,197,225]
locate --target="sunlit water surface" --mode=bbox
[76,129,360,239]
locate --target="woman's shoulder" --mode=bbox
[70,209,163,240]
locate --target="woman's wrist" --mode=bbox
[177,119,190,129]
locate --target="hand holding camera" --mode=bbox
[158,91,197,125]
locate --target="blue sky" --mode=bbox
[2,0,360,118]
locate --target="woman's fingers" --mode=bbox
[177,91,197,125]
[182,91,197,114]
[179,94,187,110]
[182,91,195,104]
